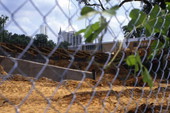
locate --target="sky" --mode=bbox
[0,0,142,43]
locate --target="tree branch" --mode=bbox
[85,3,101,6]
[119,0,151,7]
[79,0,106,10]
[98,0,106,10]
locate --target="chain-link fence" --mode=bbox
[0,0,170,112]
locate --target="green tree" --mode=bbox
[0,15,56,48]
[33,34,56,48]
[7,33,31,45]
[0,15,8,29]
[34,34,48,47]
[58,41,70,49]
[0,15,9,43]
[47,40,56,48]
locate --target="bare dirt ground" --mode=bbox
[0,65,170,113]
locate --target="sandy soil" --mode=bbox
[0,64,169,113]
[0,72,169,113]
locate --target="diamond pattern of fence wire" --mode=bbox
[0,0,170,113]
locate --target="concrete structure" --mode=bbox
[122,37,155,49]
[58,28,82,48]
[80,41,120,53]
[79,37,155,53]
[0,56,92,81]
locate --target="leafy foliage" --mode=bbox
[8,33,31,45]
[76,1,165,88]
[0,15,8,28]
[126,54,153,87]
[58,41,71,49]
[123,3,170,87]
[77,16,108,42]
[0,15,9,42]
[47,40,56,48]
[76,5,119,43]
[126,4,170,59]
[33,34,57,48]
[127,4,170,37]
[34,34,48,47]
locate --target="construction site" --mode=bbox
[0,0,170,112]
[0,42,169,113]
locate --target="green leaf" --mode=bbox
[84,22,100,38]
[99,16,107,26]
[142,67,153,88]
[78,12,99,20]
[103,5,119,15]
[78,7,99,20]
[85,25,106,42]
[75,29,86,35]
[127,10,147,32]
[126,54,142,74]
[145,24,153,36]
[129,9,140,18]
[162,15,170,35]
[166,2,170,11]
[149,5,161,19]
[135,63,139,73]
[135,11,147,26]
[151,40,164,50]
[165,37,170,48]
[85,30,100,42]
[148,40,164,59]
[77,16,108,43]
[154,17,164,32]
[136,54,142,66]
[126,54,153,88]
[126,55,137,66]
[148,48,159,59]
[127,20,135,31]
[82,16,108,43]
[81,7,96,15]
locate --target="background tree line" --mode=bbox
[0,15,56,48]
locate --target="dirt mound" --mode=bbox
[96,74,121,86]
[9,74,33,81]
[10,75,58,84]
[128,103,169,113]
[0,65,7,75]
[51,60,101,72]
[59,90,119,104]
[0,64,152,88]
[0,71,169,112]
[2,73,56,84]
[37,77,56,83]
[62,79,96,89]
[61,75,120,90]
[123,76,152,87]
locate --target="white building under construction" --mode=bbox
[58,28,82,49]
[40,24,47,35]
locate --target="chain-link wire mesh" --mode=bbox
[0,0,170,113]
